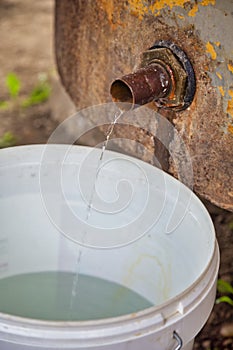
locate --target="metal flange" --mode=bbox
[141,41,196,111]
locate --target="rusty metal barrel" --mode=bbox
[55,0,233,211]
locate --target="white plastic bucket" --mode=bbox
[0,145,219,350]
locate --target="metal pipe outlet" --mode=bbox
[110,63,172,109]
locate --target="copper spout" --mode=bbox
[110,63,172,109]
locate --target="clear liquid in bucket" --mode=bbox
[0,271,152,321]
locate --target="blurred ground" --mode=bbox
[0,0,57,144]
[0,1,233,349]
[0,0,75,145]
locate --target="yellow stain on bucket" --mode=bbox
[123,254,171,302]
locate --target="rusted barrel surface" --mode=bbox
[55,0,233,211]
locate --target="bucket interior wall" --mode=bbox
[0,145,215,308]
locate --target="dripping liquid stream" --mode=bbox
[69,109,124,316]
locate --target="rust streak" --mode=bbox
[99,0,124,29]
[227,90,233,117]
[227,124,233,135]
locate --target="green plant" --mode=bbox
[216,279,233,306]
[0,101,9,110]
[21,80,51,107]
[0,72,51,110]
[5,72,21,98]
[0,132,17,148]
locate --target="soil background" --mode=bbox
[0,1,233,349]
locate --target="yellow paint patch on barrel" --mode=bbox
[218,86,225,97]
[177,14,184,19]
[150,0,188,15]
[188,0,215,16]
[201,0,215,6]
[227,90,233,117]
[228,63,233,74]
[188,3,198,16]
[227,124,233,135]
[128,0,147,19]
[128,0,216,19]
[216,72,223,80]
[206,42,217,60]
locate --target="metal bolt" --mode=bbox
[143,41,196,111]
